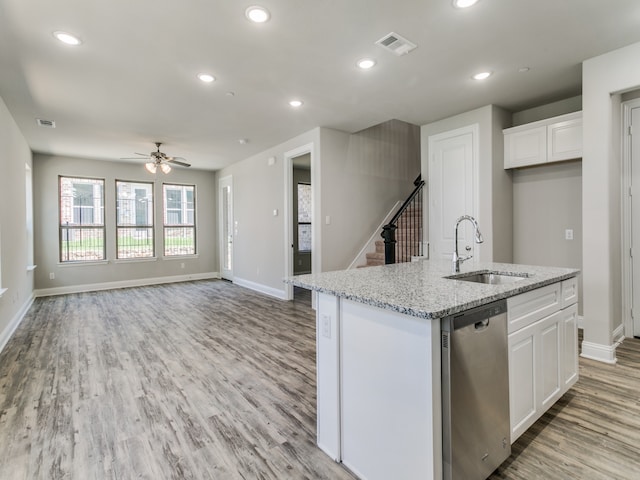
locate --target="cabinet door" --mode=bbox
[538,311,563,411]
[548,117,582,162]
[508,322,537,443]
[504,126,546,168]
[561,303,579,390]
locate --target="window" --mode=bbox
[59,176,105,262]
[297,182,312,252]
[116,181,154,259]
[163,184,196,256]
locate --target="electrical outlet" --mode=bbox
[321,314,331,339]
[180,262,185,269]
[565,229,574,240]
[49,272,55,280]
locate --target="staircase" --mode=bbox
[361,177,424,267]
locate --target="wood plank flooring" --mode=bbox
[0,280,357,480]
[1,279,640,479]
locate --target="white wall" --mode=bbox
[32,154,217,294]
[0,96,34,352]
[421,105,513,263]
[582,40,640,362]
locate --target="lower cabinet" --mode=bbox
[507,278,579,443]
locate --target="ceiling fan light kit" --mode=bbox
[122,142,191,174]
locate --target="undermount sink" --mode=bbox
[446,271,530,285]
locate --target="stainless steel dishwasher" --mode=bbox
[441,299,511,480]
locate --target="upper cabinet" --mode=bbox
[504,111,582,169]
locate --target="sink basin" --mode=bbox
[446,271,529,285]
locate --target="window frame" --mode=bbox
[162,183,197,257]
[58,175,106,263]
[115,179,155,260]
[297,182,312,253]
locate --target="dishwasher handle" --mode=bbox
[474,319,490,331]
[448,300,507,331]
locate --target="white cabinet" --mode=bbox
[504,111,582,169]
[507,278,579,443]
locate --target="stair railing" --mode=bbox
[381,175,425,264]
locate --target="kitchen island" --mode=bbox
[287,260,579,480]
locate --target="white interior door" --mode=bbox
[631,107,640,335]
[428,125,478,262]
[219,175,233,281]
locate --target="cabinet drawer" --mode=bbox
[561,277,578,308]
[507,283,562,334]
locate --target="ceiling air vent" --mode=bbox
[36,118,56,128]
[375,32,417,56]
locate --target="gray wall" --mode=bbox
[219,121,421,297]
[512,161,583,314]
[510,99,583,314]
[33,154,217,293]
[319,120,421,272]
[511,96,582,126]
[0,96,34,350]
[421,105,513,262]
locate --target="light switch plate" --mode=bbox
[321,314,331,338]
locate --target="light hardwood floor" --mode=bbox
[1,279,640,479]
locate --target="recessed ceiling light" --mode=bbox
[245,6,270,23]
[472,71,492,80]
[53,31,82,46]
[453,0,480,8]
[289,100,303,107]
[357,58,376,70]
[197,73,215,83]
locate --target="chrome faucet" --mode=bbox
[452,215,484,273]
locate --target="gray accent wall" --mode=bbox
[0,96,34,350]
[32,154,217,293]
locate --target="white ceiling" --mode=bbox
[1,0,640,171]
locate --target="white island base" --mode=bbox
[316,293,442,480]
[290,261,580,480]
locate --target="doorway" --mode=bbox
[284,143,315,302]
[623,98,640,337]
[219,175,233,281]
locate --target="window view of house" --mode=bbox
[297,182,311,252]
[163,184,196,256]
[116,180,154,259]
[59,176,105,262]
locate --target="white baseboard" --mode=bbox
[233,277,287,300]
[581,340,617,364]
[0,293,35,355]
[34,272,220,297]
[613,323,625,344]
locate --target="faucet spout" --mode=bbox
[452,215,484,273]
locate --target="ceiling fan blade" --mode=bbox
[121,156,150,160]
[166,158,191,167]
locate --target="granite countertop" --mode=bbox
[285,260,579,319]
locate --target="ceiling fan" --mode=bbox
[122,142,191,174]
